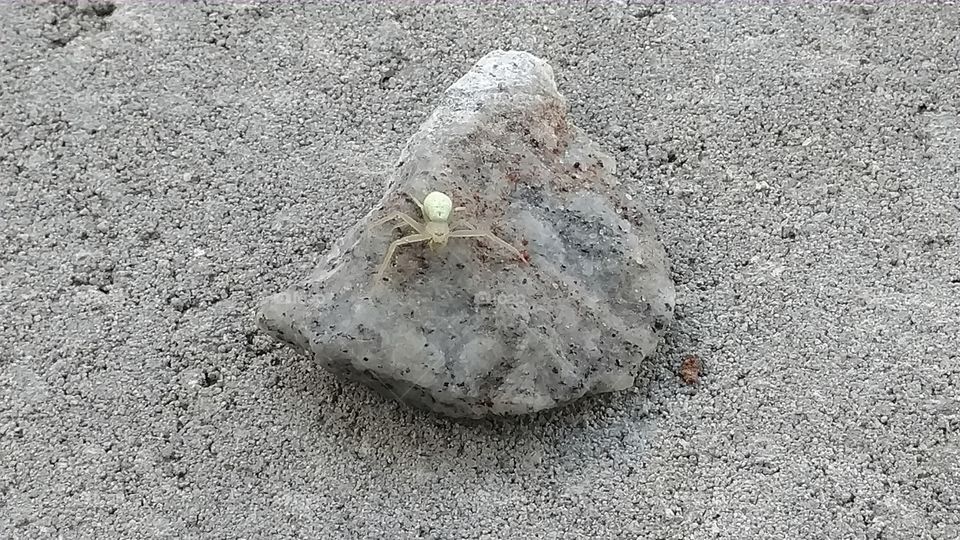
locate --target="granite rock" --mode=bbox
[256,50,675,418]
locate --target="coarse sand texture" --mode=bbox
[1,3,958,539]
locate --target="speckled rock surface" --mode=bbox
[256,50,675,418]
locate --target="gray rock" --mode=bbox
[256,50,675,418]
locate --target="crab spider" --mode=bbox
[370,191,528,280]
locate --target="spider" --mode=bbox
[370,191,528,280]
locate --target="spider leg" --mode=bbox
[370,212,425,234]
[377,233,431,280]
[405,193,425,218]
[450,220,476,232]
[448,228,528,264]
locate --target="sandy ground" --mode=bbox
[2,2,958,539]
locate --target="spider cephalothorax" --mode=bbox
[371,191,527,280]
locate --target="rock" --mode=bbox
[256,50,675,418]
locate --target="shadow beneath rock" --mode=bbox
[261,334,698,492]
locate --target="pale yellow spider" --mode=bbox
[371,191,528,280]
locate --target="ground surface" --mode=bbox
[1,2,958,539]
